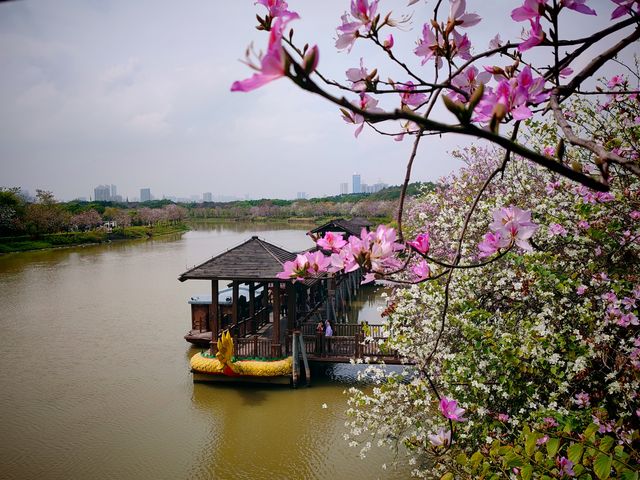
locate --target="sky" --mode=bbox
[0,1,632,201]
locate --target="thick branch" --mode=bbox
[550,93,640,177]
[289,63,609,191]
[558,25,640,99]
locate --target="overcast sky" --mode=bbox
[0,1,630,201]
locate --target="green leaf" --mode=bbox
[594,453,612,480]
[620,471,639,480]
[525,433,537,457]
[456,453,468,466]
[567,443,584,465]
[584,423,599,441]
[521,464,533,480]
[440,473,454,480]
[599,436,614,453]
[546,437,560,458]
[534,451,544,463]
[470,451,483,468]
[504,451,524,468]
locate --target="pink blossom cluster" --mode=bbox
[602,287,640,327]
[278,225,404,283]
[475,66,550,122]
[336,0,379,52]
[511,0,596,52]
[478,206,539,257]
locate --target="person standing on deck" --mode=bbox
[325,320,333,354]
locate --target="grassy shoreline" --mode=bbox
[0,223,189,254]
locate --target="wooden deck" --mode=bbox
[231,321,407,365]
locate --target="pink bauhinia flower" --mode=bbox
[255,0,295,18]
[428,428,451,447]
[518,17,545,52]
[448,0,481,30]
[607,74,625,89]
[414,24,442,68]
[397,81,427,107]
[475,67,549,122]
[412,260,431,280]
[277,253,310,281]
[511,0,547,22]
[231,15,299,92]
[576,285,587,295]
[342,93,384,137]
[346,58,372,92]
[574,391,590,407]
[408,232,430,255]
[317,231,348,253]
[489,206,539,251]
[561,0,596,15]
[449,66,491,103]
[305,250,331,275]
[611,0,640,19]
[557,457,575,477]
[548,223,567,237]
[335,0,379,52]
[478,231,510,258]
[439,396,467,422]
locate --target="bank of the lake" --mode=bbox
[0,223,189,254]
[0,223,411,480]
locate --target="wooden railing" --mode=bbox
[285,330,400,361]
[234,337,274,359]
[299,322,386,338]
[228,307,269,338]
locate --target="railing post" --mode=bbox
[355,332,363,359]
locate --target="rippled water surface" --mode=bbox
[0,224,410,480]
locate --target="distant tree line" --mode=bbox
[0,188,187,237]
[186,182,433,220]
[0,182,433,236]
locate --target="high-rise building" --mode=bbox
[140,188,151,202]
[340,182,349,195]
[110,184,117,198]
[94,185,111,201]
[203,192,213,202]
[297,192,307,200]
[352,173,362,194]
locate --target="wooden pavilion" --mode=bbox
[178,236,325,358]
[307,217,371,242]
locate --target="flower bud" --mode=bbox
[383,34,394,50]
[302,45,319,74]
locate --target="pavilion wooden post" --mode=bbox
[209,280,219,354]
[286,282,296,333]
[232,281,239,337]
[272,282,281,358]
[249,282,256,334]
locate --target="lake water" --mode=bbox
[0,223,410,480]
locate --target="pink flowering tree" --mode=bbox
[231,1,640,476]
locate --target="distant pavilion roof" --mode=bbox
[308,217,372,238]
[178,236,297,282]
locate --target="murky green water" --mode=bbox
[0,224,410,480]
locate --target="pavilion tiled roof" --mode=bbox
[178,236,297,282]
[308,217,372,238]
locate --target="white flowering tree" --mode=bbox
[232,1,640,477]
